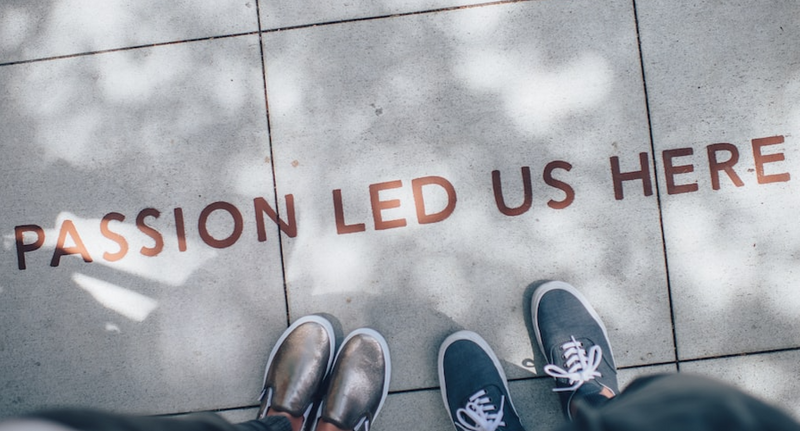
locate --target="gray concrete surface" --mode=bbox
[1,0,799,428]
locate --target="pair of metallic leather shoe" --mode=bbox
[256,315,391,431]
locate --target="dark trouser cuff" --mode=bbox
[234,416,292,431]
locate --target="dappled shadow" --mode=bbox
[265,0,672,396]
[0,19,289,416]
[0,0,259,64]
[2,0,800,426]
[264,0,800,420]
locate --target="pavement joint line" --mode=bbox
[154,404,259,418]
[259,0,533,34]
[677,345,800,364]
[253,0,292,327]
[630,0,681,369]
[0,0,532,68]
[0,31,260,68]
[156,345,800,417]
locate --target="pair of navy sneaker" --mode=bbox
[438,281,618,431]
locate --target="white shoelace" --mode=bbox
[543,336,603,392]
[455,389,507,431]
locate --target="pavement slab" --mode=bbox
[637,0,800,360]
[1,0,799,428]
[682,350,800,420]
[263,0,674,393]
[0,35,286,415]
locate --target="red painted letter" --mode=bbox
[254,195,297,240]
[493,167,532,216]
[412,176,457,224]
[543,161,575,209]
[15,225,44,270]
[137,208,164,257]
[752,135,790,184]
[370,180,406,230]
[333,189,366,234]
[199,202,243,249]
[174,208,187,252]
[707,143,744,190]
[662,148,698,195]
[51,220,93,267]
[101,212,129,262]
[610,153,653,200]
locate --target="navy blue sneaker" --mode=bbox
[438,331,525,431]
[531,281,618,420]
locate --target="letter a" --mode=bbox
[51,220,93,267]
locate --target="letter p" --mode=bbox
[15,225,45,270]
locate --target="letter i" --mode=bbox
[174,208,187,252]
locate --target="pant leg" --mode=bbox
[15,409,291,431]
[234,416,292,431]
[559,373,800,431]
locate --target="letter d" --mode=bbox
[412,176,457,224]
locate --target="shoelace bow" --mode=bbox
[543,336,603,392]
[455,389,507,431]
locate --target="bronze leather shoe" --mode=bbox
[257,315,336,426]
[313,328,391,431]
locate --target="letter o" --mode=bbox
[198,202,244,249]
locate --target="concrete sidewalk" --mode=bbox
[1,0,800,429]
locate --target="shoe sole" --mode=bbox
[437,330,519,427]
[531,280,614,362]
[261,315,336,421]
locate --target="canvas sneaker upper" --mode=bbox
[532,281,619,420]
[439,331,525,431]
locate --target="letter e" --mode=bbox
[752,136,790,184]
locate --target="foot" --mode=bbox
[258,315,336,430]
[532,281,618,420]
[438,331,525,431]
[312,328,391,431]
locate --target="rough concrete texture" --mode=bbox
[1,0,799,427]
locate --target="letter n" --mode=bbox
[255,195,297,241]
